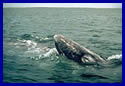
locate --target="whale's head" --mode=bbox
[54,34,80,51]
[54,34,65,43]
[54,34,72,55]
[54,34,84,61]
[54,34,69,54]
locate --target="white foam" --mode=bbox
[26,40,37,48]
[16,39,37,48]
[43,48,58,57]
[26,48,41,54]
[44,37,49,40]
[15,39,59,60]
[26,48,58,60]
[107,54,122,60]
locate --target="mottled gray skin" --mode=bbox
[54,34,106,65]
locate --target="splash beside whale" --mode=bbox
[54,34,106,65]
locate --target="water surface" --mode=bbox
[3,8,122,83]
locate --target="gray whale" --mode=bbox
[54,34,106,65]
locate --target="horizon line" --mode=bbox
[3,7,122,9]
[3,3,122,8]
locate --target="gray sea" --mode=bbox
[3,8,122,83]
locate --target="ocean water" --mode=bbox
[3,8,122,83]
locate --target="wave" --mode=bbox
[16,39,58,60]
[103,54,122,67]
[25,48,59,61]
[16,39,37,49]
[107,54,122,60]
[43,48,58,57]
[11,38,55,60]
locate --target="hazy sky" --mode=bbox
[3,3,122,8]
